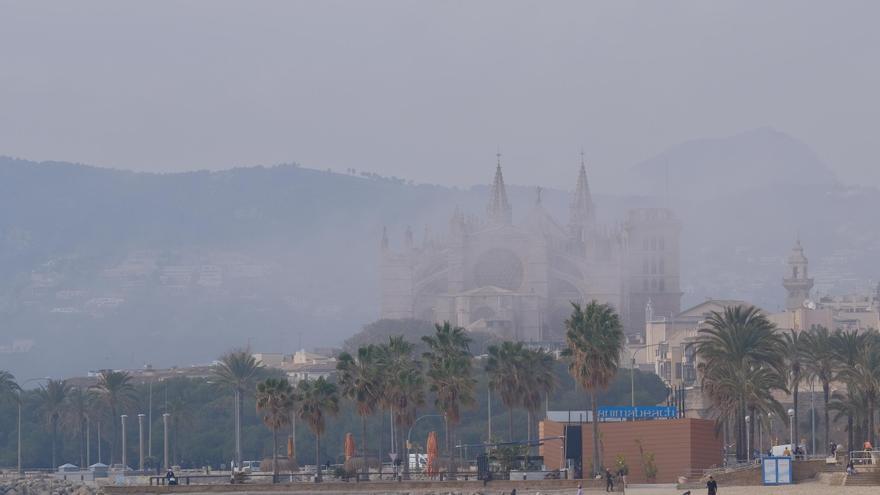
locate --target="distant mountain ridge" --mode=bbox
[631,127,837,200]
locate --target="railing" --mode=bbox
[850,451,877,465]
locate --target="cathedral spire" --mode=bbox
[487,151,512,225]
[569,151,596,237]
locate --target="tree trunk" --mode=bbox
[847,414,854,455]
[526,410,532,469]
[377,408,384,476]
[508,408,513,442]
[361,415,368,474]
[823,382,830,454]
[315,433,322,481]
[234,388,242,466]
[590,391,601,476]
[870,397,876,447]
[52,417,58,468]
[792,381,799,449]
[272,428,278,482]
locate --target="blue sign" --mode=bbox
[597,406,677,420]
[762,457,792,485]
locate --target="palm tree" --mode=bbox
[378,336,425,474]
[337,345,381,467]
[63,387,91,468]
[256,378,294,481]
[839,340,880,447]
[696,305,786,461]
[486,341,527,441]
[563,301,625,475]
[520,348,557,458]
[833,329,871,453]
[423,322,476,462]
[829,388,867,455]
[37,379,71,468]
[0,370,18,400]
[91,370,136,465]
[801,325,839,454]
[164,394,195,466]
[295,377,339,481]
[212,349,263,466]
[782,329,804,447]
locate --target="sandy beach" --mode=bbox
[624,481,864,494]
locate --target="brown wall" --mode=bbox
[540,418,722,484]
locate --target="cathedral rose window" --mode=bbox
[474,248,524,290]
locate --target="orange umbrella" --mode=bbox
[344,433,357,461]
[426,431,439,477]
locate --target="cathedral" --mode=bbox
[379,157,682,341]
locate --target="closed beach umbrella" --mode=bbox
[426,431,439,476]
[344,433,357,461]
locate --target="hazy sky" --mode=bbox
[1,1,878,191]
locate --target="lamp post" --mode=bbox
[18,377,50,474]
[787,408,795,450]
[138,414,145,471]
[121,415,128,470]
[630,343,664,412]
[745,415,751,463]
[768,412,774,452]
[163,413,170,471]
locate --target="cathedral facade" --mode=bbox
[379,159,682,341]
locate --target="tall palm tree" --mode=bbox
[337,345,381,467]
[782,329,804,447]
[696,305,786,461]
[378,336,425,474]
[833,329,871,453]
[256,377,294,481]
[839,340,880,447]
[829,388,867,455]
[520,348,557,457]
[37,379,71,468]
[486,341,527,441]
[91,370,136,465]
[164,394,195,466]
[423,322,476,461]
[801,325,839,454]
[563,301,625,475]
[63,387,92,468]
[212,350,263,466]
[295,377,339,481]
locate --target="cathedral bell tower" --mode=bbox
[783,238,814,311]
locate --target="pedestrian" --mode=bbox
[511,489,517,495]
[576,483,583,495]
[605,468,614,492]
[706,475,718,495]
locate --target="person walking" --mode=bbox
[605,468,614,492]
[576,483,583,495]
[706,475,717,495]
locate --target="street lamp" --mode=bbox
[18,377,50,474]
[745,415,751,463]
[163,413,170,471]
[138,414,146,471]
[630,343,664,411]
[787,408,795,451]
[121,415,128,470]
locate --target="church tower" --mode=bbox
[487,153,513,225]
[569,152,596,240]
[783,238,814,310]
